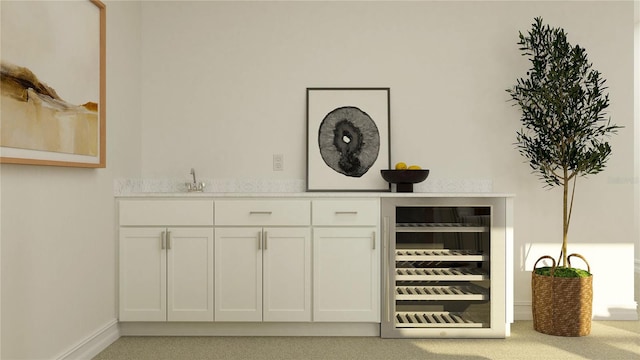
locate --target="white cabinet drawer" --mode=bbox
[312,199,379,226]
[119,199,214,226]
[215,200,311,226]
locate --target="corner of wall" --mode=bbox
[55,320,119,360]
[634,3,640,309]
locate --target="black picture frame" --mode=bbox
[306,87,390,192]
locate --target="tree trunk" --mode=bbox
[562,173,569,267]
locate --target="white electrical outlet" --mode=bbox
[273,154,284,171]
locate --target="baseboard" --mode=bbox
[119,322,380,337]
[514,301,534,320]
[514,301,638,321]
[56,319,120,360]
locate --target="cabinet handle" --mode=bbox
[166,230,172,250]
[250,211,272,215]
[264,231,268,250]
[335,211,358,215]
[372,231,376,250]
[161,231,166,250]
[258,231,262,250]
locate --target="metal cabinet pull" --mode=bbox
[258,231,262,250]
[166,230,172,250]
[250,211,273,215]
[383,216,390,322]
[372,231,376,250]
[264,231,268,250]
[161,231,166,250]
[335,211,358,215]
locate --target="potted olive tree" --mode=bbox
[507,17,620,336]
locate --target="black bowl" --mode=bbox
[380,169,430,192]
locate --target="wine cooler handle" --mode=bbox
[383,216,391,323]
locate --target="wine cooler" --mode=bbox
[381,197,512,338]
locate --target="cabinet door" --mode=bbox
[215,228,263,321]
[119,227,166,321]
[167,228,214,321]
[313,228,380,322]
[263,228,311,322]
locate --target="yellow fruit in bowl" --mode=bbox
[395,162,407,170]
[408,165,422,170]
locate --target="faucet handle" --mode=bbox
[185,181,205,192]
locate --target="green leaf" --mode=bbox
[534,266,592,278]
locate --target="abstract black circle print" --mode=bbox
[317,106,380,177]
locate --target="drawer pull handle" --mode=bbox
[335,211,358,215]
[161,231,166,250]
[250,211,273,215]
[258,232,262,250]
[372,231,376,250]
[166,231,172,250]
[264,231,268,250]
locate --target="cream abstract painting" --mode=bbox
[0,0,105,167]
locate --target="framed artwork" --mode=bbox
[0,0,106,167]
[307,87,390,191]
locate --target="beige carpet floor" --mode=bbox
[93,320,639,360]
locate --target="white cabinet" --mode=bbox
[119,227,214,322]
[119,199,214,226]
[118,200,214,322]
[313,228,379,322]
[214,227,262,321]
[263,228,312,322]
[167,228,214,322]
[116,194,512,337]
[214,200,312,322]
[312,199,380,322]
[119,227,166,322]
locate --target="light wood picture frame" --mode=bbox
[0,0,106,167]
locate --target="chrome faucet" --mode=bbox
[185,168,205,192]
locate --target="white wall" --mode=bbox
[634,0,640,285]
[0,1,141,359]
[140,1,636,319]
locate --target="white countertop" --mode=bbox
[114,178,513,198]
[116,191,514,198]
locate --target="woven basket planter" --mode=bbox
[531,254,593,337]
